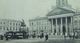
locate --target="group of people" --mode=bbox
[0,33,49,41]
[0,35,8,40]
[32,33,49,41]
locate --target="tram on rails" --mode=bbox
[4,31,29,39]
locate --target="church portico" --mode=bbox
[46,0,76,36]
[49,14,74,36]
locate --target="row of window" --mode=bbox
[10,22,21,25]
[0,22,21,26]
[30,22,50,26]
[33,26,51,30]
[0,27,19,31]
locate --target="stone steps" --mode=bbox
[49,35,64,39]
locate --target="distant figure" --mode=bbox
[32,33,36,38]
[45,33,48,41]
[40,33,44,39]
[26,34,29,39]
[1,35,3,40]
[4,34,8,41]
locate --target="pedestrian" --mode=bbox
[0,35,3,40]
[4,34,8,41]
[45,33,48,41]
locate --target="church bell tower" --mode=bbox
[56,0,69,7]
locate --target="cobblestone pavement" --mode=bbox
[0,38,80,43]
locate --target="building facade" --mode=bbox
[29,17,51,34]
[73,13,80,32]
[29,0,80,36]
[0,19,21,33]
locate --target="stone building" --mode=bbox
[0,19,21,34]
[29,17,51,34]
[29,0,80,36]
[73,13,80,32]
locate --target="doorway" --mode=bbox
[62,26,66,35]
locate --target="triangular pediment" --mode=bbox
[47,7,75,16]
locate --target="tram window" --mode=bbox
[8,33,12,35]
[16,33,23,35]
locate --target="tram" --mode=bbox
[4,31,29,39]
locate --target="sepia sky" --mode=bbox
[0,0,80,26]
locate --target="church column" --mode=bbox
[61,18,63,35]
[71,17,73,34]
[56,18,58,35]
[51,19,53,33]
[66,17,68,35]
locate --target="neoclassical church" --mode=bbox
[47,0,75,35]
[29,0,80,36]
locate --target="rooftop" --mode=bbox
[29,16,48,21]
[0,19,21,22]
[47,7,75,16]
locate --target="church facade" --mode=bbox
[29,0,80,36]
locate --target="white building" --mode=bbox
[73,13,80,32]
[29,17,51,34]
[0,19,21,33]
[29,0,80,36]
